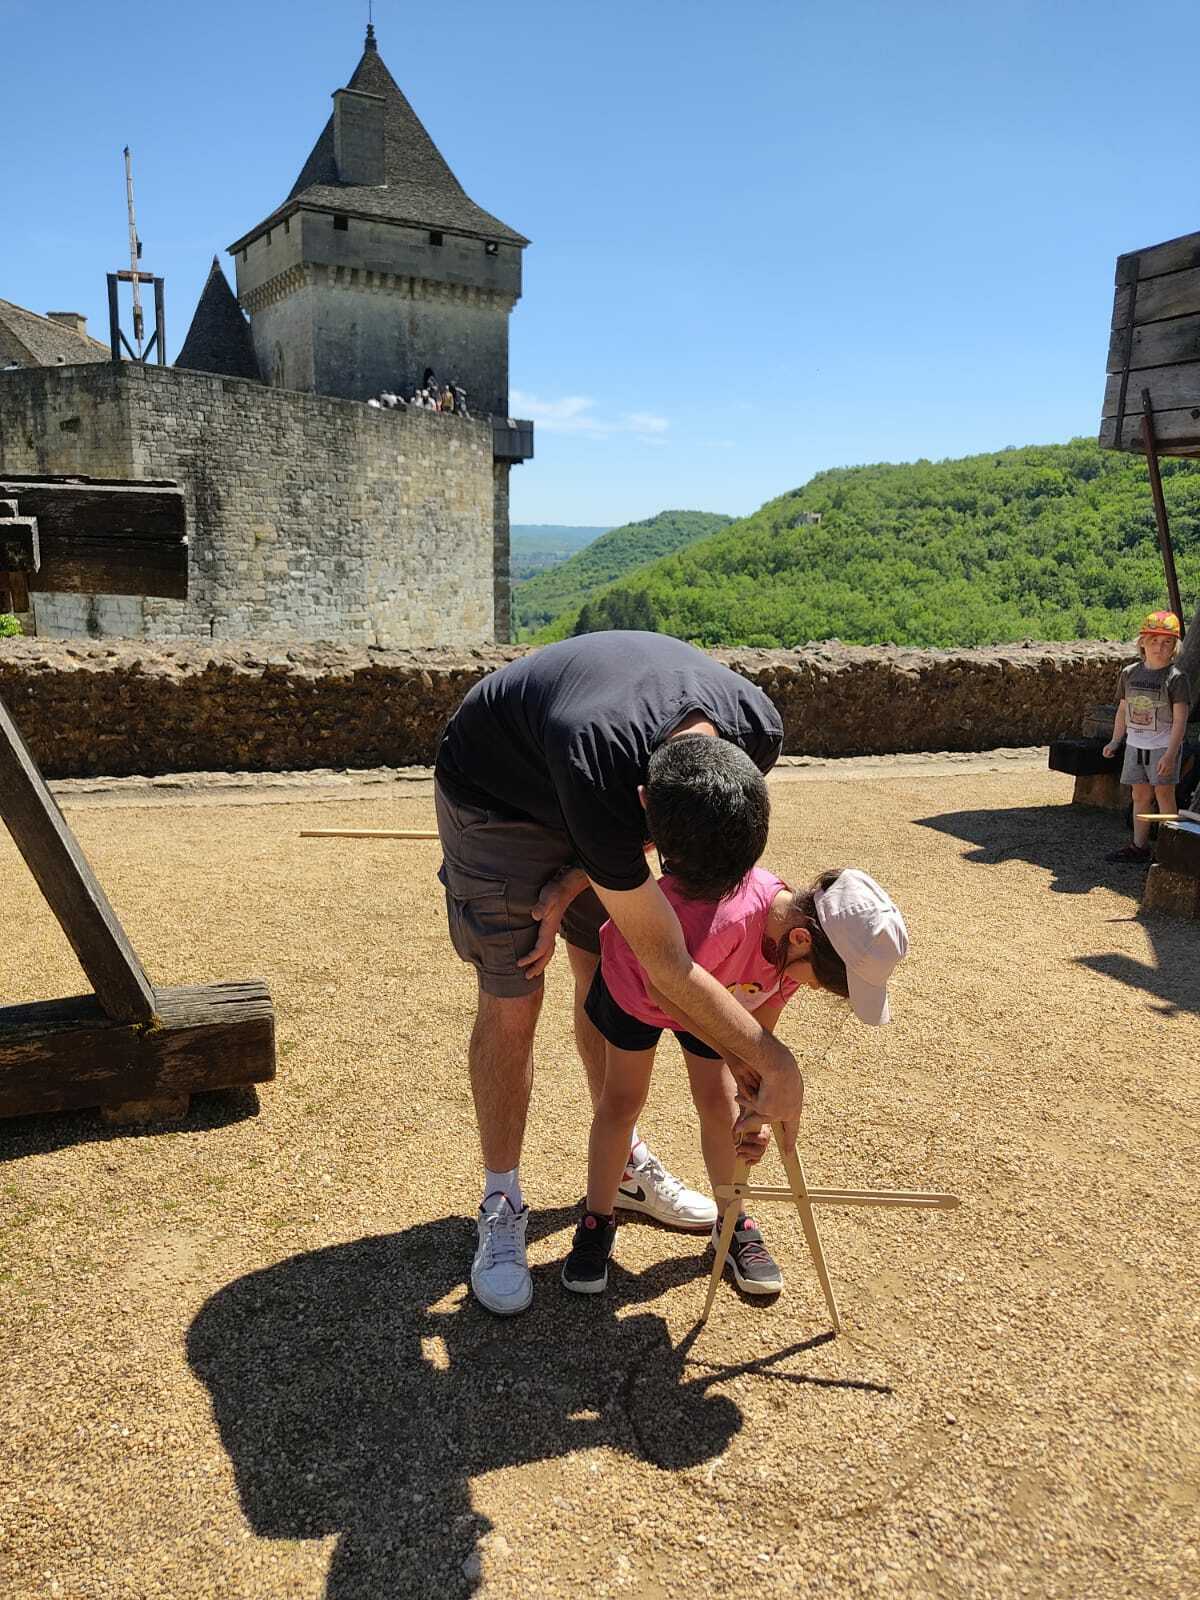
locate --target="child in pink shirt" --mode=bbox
[563,865,908,1298]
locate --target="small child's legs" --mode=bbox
[1131,782,1154,848]
[585,1044,655,1217]
[1154,782,1177,825]
[682,1052,743,1219]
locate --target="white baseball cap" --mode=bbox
[814,869,909,1026]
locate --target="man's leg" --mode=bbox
[468,985,543,1317]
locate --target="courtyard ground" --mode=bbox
[0,755,1196,1600]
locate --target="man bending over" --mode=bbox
[434,630,804,1314]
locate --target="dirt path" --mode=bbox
[1,763,1196,1600]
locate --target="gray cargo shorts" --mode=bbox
[434,780,607,998]
[1121,743,1181,786]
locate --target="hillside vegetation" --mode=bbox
[513,509,733,637]
[538,440,1200,649]
[510,524,609,582]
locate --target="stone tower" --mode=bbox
[227,25,528,416]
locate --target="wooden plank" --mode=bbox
[0,483,186,539]
[1155,822,1200,878]
[1108,312,1200,373]
[1103,361,1200,419]
[1117,231,1200,285]
[0,981,275,1118]
[28,534,188,599]
[1099,408,1200,455]
[0,692,156,1024]
[1116,266,1200,328]
[0,519,40,573]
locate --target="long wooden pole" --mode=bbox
[1141,393,1185,623]
[300,829,440,840]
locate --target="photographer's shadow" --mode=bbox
[187,1209,740,1599]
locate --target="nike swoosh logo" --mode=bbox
[619,1183,647,1204]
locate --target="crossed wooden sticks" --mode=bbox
[702,1122,960,1331]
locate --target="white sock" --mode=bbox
[482,1167,523,1211]
[628,1131,649,1169]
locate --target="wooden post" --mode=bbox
[107,274,121,364]
[1141,392,1185,623]
[154,277,166,366]
[0,691,157,1024]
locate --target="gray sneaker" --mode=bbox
[471,1194,532,1315]
[712,1214,783,1295]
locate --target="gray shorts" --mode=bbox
[434,781,607,998]
[1121,743,1181,786]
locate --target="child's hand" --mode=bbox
[1156,753,1174,783]
[1102,742,1119,759]
[734,1124,770,1165]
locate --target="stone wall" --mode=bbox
[0,363,498,649]
[0,637,1135,780]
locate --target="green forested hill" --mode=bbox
[513,510,734,637]
[542,440,1200,649]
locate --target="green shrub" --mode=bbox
[0,614,22,638]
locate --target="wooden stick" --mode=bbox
[776,1127,843,1333]
[1136,814,1179,821]
[299,828,440,840]
[700,1155,748,1323]
[714,1183,960,1209]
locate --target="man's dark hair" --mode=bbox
[644,734,770,901]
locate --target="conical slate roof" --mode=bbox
[176,257,262,380]
[228,29,526,250]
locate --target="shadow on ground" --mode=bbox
[188,1211,886,1598]
[915,803,1200,1016]
[0,1085,260,1165]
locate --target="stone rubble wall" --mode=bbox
[0,638,1133,780]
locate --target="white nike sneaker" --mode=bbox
[616,1150,717,1231]
[471,1194,532,1315]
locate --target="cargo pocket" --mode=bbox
[443,868,518,979]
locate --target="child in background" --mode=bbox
[1103,611,1191,864]
[562,867,908,1297]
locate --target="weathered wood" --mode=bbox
[1116,231,1200,286]
[28,535,188,599]
[1099,409,1200,455]
[1142,864,1200,919]
[0,482,186,538]
[1103,360,1200,418]
[2,573,29,613]
[1109,312,1200,374]
[0,981,275,1119]
[1141,401,1185,622]
[1155,821,1200,878]
[0,691,156,1024]
[1048,737,1121,778]
[1111,265,1200,330]
[0,519,40,573]
[1072,772,1126,810]
[0,480,188,599]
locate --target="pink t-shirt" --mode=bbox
[600,867,799,1029]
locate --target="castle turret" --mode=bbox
[176,257,262,381]
[226,25,528,416]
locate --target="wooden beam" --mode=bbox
[1116,231,1200,285]
[1099,409,1200,455]
[1111,265,1200,330]
[0,691,156,1024]
[1103,360,1200,418]
[0,482,186,538]
[0,519,40,573]
[1108,312,1200,374]
[26,536,188,599]
[0,981,275,1119]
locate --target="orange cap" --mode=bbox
[1138,609,1182,639]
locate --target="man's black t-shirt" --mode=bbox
[434,631,784,891]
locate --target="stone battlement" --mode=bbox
[0,637,1131,780]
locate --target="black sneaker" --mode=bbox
[1105,844,1152,864]
[713,1214,783,1295]
[562,1209,617,1294]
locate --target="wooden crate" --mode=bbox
[1101,229,1200,456]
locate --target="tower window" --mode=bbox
[283,218,290,235]
[485,241,499,256]
[333,214,349,231]
[429,230,444,246]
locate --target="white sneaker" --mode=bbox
[616,1150,717,1231]
[471,1194,532,1315]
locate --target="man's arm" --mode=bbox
[589,876,803,1126]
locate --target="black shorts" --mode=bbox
[584,969,722,1061]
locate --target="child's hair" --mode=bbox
[768,869,849,997]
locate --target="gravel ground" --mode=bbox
[1,762,1196,1600]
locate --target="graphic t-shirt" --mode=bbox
[600,867,800,1029]
[1117,660,1191,748]
[435,632,784,891]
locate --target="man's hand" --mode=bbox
[731,1034,803,1151]
[517,865,590,980]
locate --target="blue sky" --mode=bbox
[7,0,1199,525]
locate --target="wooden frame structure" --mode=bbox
[701,1122,960,1331]
[0,474,273,1123]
